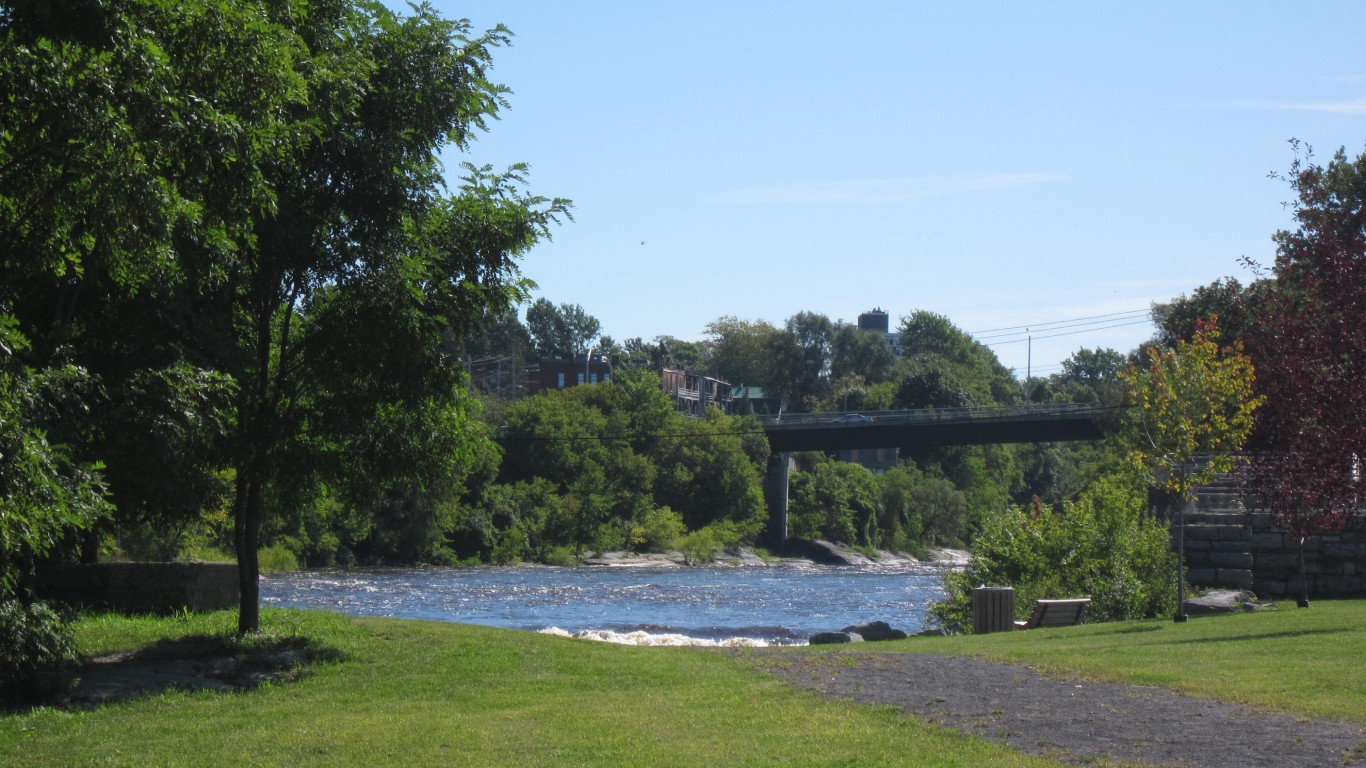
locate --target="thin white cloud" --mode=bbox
[1227,96,1366,114]
[713,173,1065,205]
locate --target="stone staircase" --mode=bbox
[1177,476,1254,591]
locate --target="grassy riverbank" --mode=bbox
[894,598,1366,725]
[1,609,1051,768]
[3,602,1364,766]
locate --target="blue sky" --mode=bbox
[412,1,1365,377]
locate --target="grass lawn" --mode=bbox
[3,601,1363,766]
[842,598,1366,725]
[0,609,1052,768]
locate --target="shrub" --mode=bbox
[678,521,744,565]
[930,472,1178,628]
[540,546,579,567]
[635,506,686,553]
[258,544,300,573]
[489,527,527,565]
[0,599,75,706]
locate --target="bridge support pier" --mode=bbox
[764,452,791,552]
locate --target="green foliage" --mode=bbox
[876,465,925,551]
[525,298,601,360]
[540,546,580,567]
[787,460,856,544]
[2,0,570,634]
[649,409,766,539]
[488,527,527,565]
[0,599,74,705]
[633,506,686,553]
[677,521,744,564]
[0,321,109,600]
[897,310,1019,407]
[701,316,789,395]
[487,371,768,561]
[1121,317,1263,499]
[909,477,968,547]
[256,544,299,574]
[1152,278,1270,349]
[931,473,1177,627]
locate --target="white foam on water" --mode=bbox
[539,627,796,647]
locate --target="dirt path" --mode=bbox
[743,651,1365,767]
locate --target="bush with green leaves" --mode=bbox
[677,521,745,564]
[631,506,687,553]
[931,472,1178,628]
[0,599,75,705]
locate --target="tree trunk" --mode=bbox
[1297,535,1311,609]
[234,467,263,634]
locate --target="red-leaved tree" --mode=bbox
[1245,142,1366,605]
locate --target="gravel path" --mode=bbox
[743,651,1365,767]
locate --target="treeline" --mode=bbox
[239,302,1131,567]
[125,305,1137,567]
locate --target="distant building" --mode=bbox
[537,353,613,391]
[660,367,732,417]
[857,308,890,333]
[729,385,784,416]
[859,306,900,353]
[532,358,733,418]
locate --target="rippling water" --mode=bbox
[261,560,950,646]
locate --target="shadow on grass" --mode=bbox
[1159,627,1352,646]
[5,634,347,714]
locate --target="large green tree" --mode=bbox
[525,298,600,360]
[221,2,566,629]
[2,0,567,634]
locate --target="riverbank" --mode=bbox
[581,541,971,568]
[5,603,1364,767]
[3,609,1051,768]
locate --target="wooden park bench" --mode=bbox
[1014,598,1091,630]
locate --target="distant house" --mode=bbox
[532,358,733,419]
[660,367,732,417]
[537,353,613,391]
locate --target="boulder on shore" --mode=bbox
[784,540,872,565]
[914,622,965,637]
[809,631,864,645]
[840,621,908,641]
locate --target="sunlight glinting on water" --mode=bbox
[262,561,950,646]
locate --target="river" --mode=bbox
[260,559,951,646]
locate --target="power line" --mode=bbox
[974,314,1151,342]
[969,307,1153,336]
[981,318,1155,347]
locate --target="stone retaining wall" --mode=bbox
[36,562,239,614]
[1177,488,1366,599]
[1247,512,1366,599]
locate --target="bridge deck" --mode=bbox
[757,404,1111,452]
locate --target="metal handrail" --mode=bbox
[755,402,1113,429]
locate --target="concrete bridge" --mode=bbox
[756,404,1114,546]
